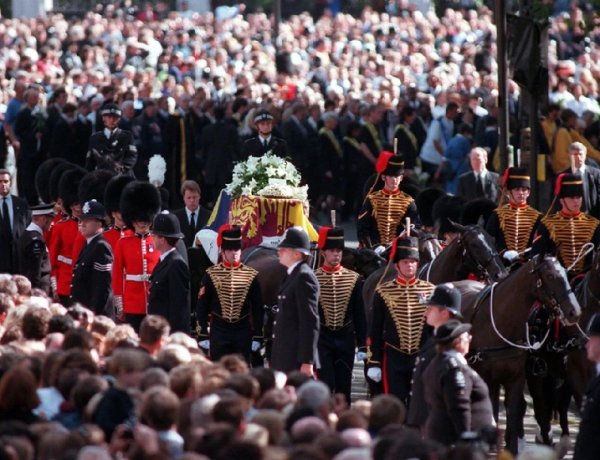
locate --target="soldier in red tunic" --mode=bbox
[102,175,134,252]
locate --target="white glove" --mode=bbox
[367,367,382,382]
[114,296,123,315]
[251,340,261,352]
[503,250,520,264]
[356,351,367,361]
[199,340,210,350]
[374,245,386,256]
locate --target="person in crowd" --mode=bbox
[241,109,287,160]
[0,169,30,274]
[419,102,460,179]
[456,147,499,202]
[559,141,600,219]
[173,180,211,248]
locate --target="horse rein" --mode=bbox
[459,228,501,281]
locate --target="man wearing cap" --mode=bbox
[573,313,600,460]
[533,173,600,276]
[315,227,366,404]
[485,167,542,255]
[406,283,463,432]
[367,236,435,405]
[358,152,419,249]
[86,103,137,177]
[197,225,263,363]
[271,227,320,375]
[17,203,55,295]
[71,200,114,318]
[241,109,287,160]
[148,212,191,334]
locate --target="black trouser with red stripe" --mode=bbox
[383,344,418,408]
[317,325,355,404]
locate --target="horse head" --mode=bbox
[530,254,581,326]
[342,248,386,279]
[413,227,443,264]
[451,221,509,282]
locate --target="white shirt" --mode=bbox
[86,233,101,245]
[572,166,586,176]
[287,260,302,275]
[160,247,176,262]
[26,222,44,234]
[420,116,454,165]
[185,207,198,225]
[258,135,272,146]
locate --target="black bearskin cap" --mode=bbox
[49,161,76,203]
[104,175,134,215]
[120,181,161,227]
[79,169,116,204]
[416,188,447,227]
[432,195,466,236]
[460,198,497,227]
[58,167,87,214]
[36,158,67,204]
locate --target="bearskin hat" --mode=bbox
[416,188,447,227]
[120,181,161,227]
[49,161,75,203]
[79,169,116,204]
[58,167,87,214]
[432,195,466,237]
[104,175,134,215]
[460,198,497,227]
[35,158,67,204]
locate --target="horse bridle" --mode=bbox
[530,258,574,320]
[459,227,501,280]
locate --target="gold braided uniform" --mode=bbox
[358,189,418,247]
[315,267,360,331]
[486,204,542,253]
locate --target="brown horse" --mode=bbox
[454,255,581,454]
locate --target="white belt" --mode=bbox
[57,255,72,265]
[125,274,150,282]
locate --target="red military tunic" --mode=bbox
[103,226,131,253]
[112,233,160,315]
[48,217,86,297]
[44,213,63,250]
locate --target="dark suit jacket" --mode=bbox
[559,167,600,219]
[270,261,320,373]
[574,374,600,460]
[71,234,114,318]
[241,136,288,161]
[0,195,30,273]
[456,170,500,202]
[148,249,190,334]
[282,117,309,171]
[174,207,211,248]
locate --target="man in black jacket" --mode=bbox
[241,110,287,160]
[148,212,190,334]
[560,142,600,219]
[71,200,114,318]
[271,227,320,376]
[173,180,211,248]
[456,147,499,202]
[0,169,30,274]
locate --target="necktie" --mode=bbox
[476,174,484,196]
[263,138,268,149]
[1,197,11,241]
[190,212,196,229]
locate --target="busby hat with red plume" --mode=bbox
[217,225,242,250]
[555,173,583,198]
[317,227,345,251]
[502,167,530,190]
[390,236,419,263]
[376,151,404,176]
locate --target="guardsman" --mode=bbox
[112,181,161,331]
[49,167,87,305]
[85,103,137,177]
[358,152,419,250]
[17,203,55,295]
[102,175,134,252]
[486,167,542,255]
[533,173,600,277]
[71,200,114,318]
[315,226,366,404]
[197,225,263,363]
[367,236,435,406]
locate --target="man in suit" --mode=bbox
[241,110,287,160]
[573,313,600,460]
[456,147,499,202]
[560,142,600,219]
[270,227,320,376]
[71,200,114,318]
[0,169,30,274]
[148,212,190,334]
[17,203,54,294]
[281,102,309,176]
[173,180,211,248]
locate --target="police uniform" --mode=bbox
[315,227,366,403]
[533,174,600,276]
[197,226,264,363]
[85,104,137,177]
[358,153,419,248]
[367,237,435,406]
[17,204,55,294]
[71,200,114,318]
[423,320,495,446]
[241,110,288,160]
[486,167,542,254]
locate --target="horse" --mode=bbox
[453,255,581,454]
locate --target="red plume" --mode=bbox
[389,237,398,262]
[217,224,231,247]
[554,173,566,197]
[502,167,510,188]
[318,226,331,250]
[375,151,394,174]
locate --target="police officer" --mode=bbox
[71,200,114,318]
[406,283,463,432]
[241,109,287,160]
[367,236,435,406]
[486,167,542,255]
[423,320,495,446]
[197,225,264,363]
[86,103,137,177]
[17,203,55,295]
[358,152,419,249]
[315,226,366,404]
[148,212,191,334]
[533,173,600,277]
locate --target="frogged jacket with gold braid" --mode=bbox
[368,278,435,363]
[358,189,419,247]
[197,263,264,338]
[485,204,541,253]
[315,266,366,348]
[533,211,600,275]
